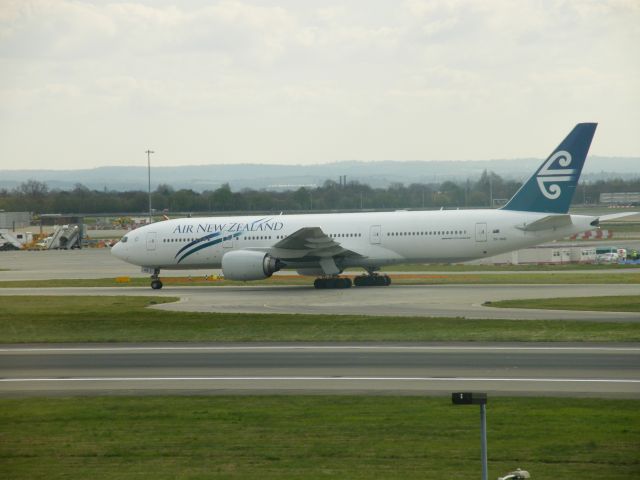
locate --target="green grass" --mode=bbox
[0,270,639,289]
[487,295,640,312]
[1,296,639,343]
[1,396,638,479]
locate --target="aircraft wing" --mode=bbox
[515,214,572,231]
[268,227,364,260]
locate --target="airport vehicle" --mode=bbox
[595,246,625,263]
[0,229,25,250]
[111,123,636,289]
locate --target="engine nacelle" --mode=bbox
[221,250,281,281]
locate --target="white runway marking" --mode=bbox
[2,377,639,384]
[1,345,639,353]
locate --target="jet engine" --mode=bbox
[221,250,282,281]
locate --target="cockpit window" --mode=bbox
[120,236,129,243]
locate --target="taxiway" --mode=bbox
[0,283,638,321]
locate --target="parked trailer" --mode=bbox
[0,229,27,250]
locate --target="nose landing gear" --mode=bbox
[150,268,163,290]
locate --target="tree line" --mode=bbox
[2,172,640,215]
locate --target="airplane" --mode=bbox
[111,122,633,289]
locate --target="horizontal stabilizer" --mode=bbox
[596,212,639,223]
[515,214,572,232]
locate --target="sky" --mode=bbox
[0,0,639,169]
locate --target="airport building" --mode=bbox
[599,192,640,205]
[0,211,31,230]
[478,245,596,265]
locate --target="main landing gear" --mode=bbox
[313,274,392,289]
[150,268,163,290]
[353,274,391,287]
[314,277,352,289]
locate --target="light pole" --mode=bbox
[452,392,488,480]
[146,149,154,223]
[489,173,493,208]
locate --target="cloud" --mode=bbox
[0,0,638,168]
[0,1,291,62]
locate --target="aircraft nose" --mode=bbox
[111,240,125,260]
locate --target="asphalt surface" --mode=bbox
[2,247,640,280]
[149,284,640,321]
[1,343,638,397]
[1,249,639,399]
[1,283,638,321]
[2,247,639,321]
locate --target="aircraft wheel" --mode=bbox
[314,277,352,289]
[354,275,375,287]
[151,279,163,290]
[355,275,391,287]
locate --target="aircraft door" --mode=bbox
[370,225,381,244]
[475,223,487,242]
[222,233,234,249]
[146,232,157,251]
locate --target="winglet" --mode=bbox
[502,123,597,214]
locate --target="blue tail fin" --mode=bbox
[502,123,597,214]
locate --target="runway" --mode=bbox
[1,283,638,320]
[1,343,638,397]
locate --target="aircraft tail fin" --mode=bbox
[502,123,597,214]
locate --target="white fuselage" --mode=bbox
[111,209,596,272]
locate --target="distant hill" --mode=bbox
[0,156,637,192]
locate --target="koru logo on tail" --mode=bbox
[536,151,575,200]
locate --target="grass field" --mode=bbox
[487,295,640,312]
[0,270,639,289]
[1,296,639,343]
[1,396,638,479]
